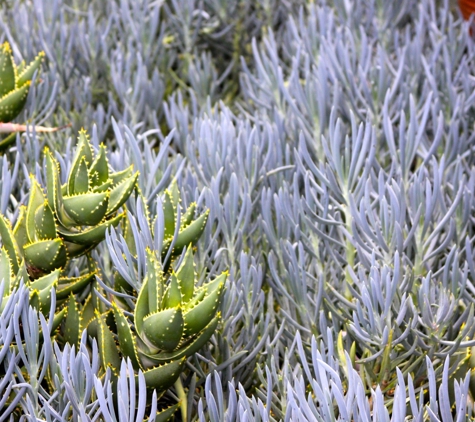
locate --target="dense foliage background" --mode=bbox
[1,0,475,420]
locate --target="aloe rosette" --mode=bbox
[0,129,138,316]
[96,246,226,393]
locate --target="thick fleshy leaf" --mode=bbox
[0,82,30,122]
[63,191,109,226]
[161,274,181,309]
[142,358,185,391]
[180,202,197,229]
[97,311,121,374]
[176,247,195,303]
[34,202,57,240]
[0,247,12,293]
[36,278,58,313]
[89,144,109,187]
[134,275,150,337]
[111,302,141,370]
[0,214,21,274]
[67,130,93,195]
[56,271,96,300]
[183,272,226,336]
[141,314,220,363]
[26,177,46,243]
[0,43,15,98]
[154,403,180,422]
[24,238,67,273]
[143,307,184,351]
[16,51,45,87]
[71,156,89,195]
[109,165,134,186]
[13,205,27,250]
[29,268,60,292]
[106,172,138,215]
[162,191,176,239]
[63,294,80,347]
[58,212,124,245]
[145,248,163,314]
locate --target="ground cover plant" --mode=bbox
[1,0,475,420]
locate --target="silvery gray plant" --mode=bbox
[2,0,475,420]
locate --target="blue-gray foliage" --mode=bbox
[1,0,475,420]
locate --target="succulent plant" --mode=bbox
[96,245,226,389]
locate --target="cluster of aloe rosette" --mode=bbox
[0,129,226,419]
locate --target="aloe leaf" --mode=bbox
[0,42,15,98]
[58,212,124,246]
[0,247,12,293]
[106,172,138,215]
[37,278,58,313]
[180,202,197,229]
[0,214,21,273]
[29,268,60,292]
[0,82,30,122]
[16,51,45,87]
[72,156,89,195]
[63,294,80,348]
[26,177,46,243]
[111,302,141,371]
[109,165,134,185]
[67,130,93,195]
[142,358,185,391]
[183,272,226,336]
[162,191,176,239]
[176,247,195,303]
[23,238,67,274]
[145,248,163,313]
[63,241,94,258]
[63,191,109,226]
[135,275,150,338]
[13,205,27,250]
[97,311,121,374]
[56,271,96,300]
[141,314,220,363]
[34,202,57,240]
[143,307,184,351]
[154,403,180,422]
[162,273,181,309]
[89,144,109,187]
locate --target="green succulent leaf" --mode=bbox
[0,247,12,293]
[56,271,96,300]
[135,275,150,338]
[183,272,226,336]
[109,165,134,186]
[58,212,124,246]
[0,214,21,274]
[36,278,58,313]
[142,358,185,391]
[154,403,180,422]
[106,172,138,215]
[0,42,15,98]
[23,238,67,274]
[176,247,195,303]
[141,314,220,363]
[29,268,60,292]
[162,273,181,309]
[145,248,163,314]
[72,156,90,195]
[97,311,121,374]
[13,205,28,251]
[111,302,141,371]
[34,202,57,240]
[89,144,109,187]
[0,82,30,123]
[26,177,46,243]
[162,191,176,240]
[143,307,184,351]
[16,51,45,87]
[63,294,81,347]
[180,202,197,229]
[63,191,109,226]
